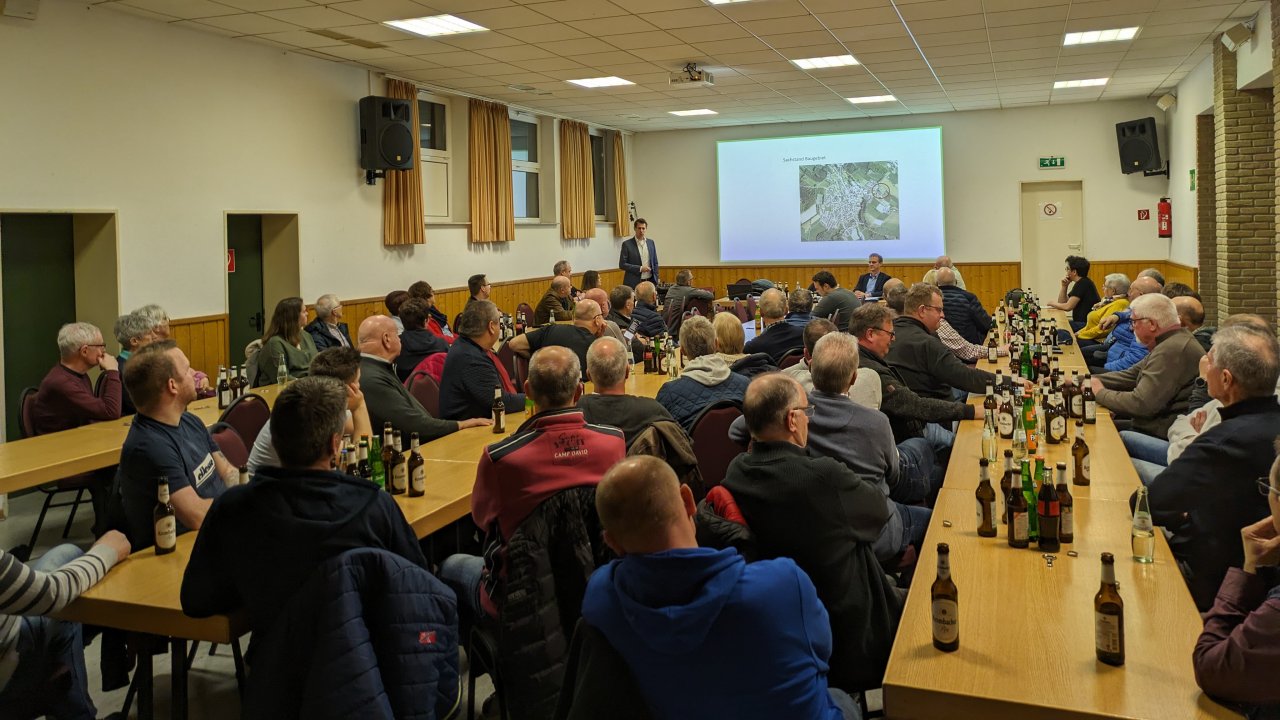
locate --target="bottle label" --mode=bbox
[1011,512,1029,541]
[1095,612,1122,654]
[392,464,408,492]
[1133,512,1153,533]
[1071,394,1084,416]
[998,414,1013,436]
[932,600,959,643]
[155,516,177,550]
[1051,416,1066,438]
[988,347,997,362]
[412,466,426,493]
[976,498,985,527]
[494,410,505,432]
[1082,454,1091,480]
[1061,507,1073,537]
[1085,400,1097,420]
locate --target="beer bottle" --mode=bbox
[1020,342,1033,381]
[154,476,177,555]
[983,384,998,421]
[1008,461,1030,548]
[492,388,506,433]
[357,439,373,483]
[1056,462,1074,544]
[976,459,997,538]
[217,366,231,410]
[986,333,998,363]
[338,446,348,474]
[1095,553,1125,666]
[1132,486,1155,564]
[379,423,399,494]
[999,449,1015,525]
[1009,342,1020,377]
[345,444,358,475]
[1072,421,1091,485]
[1063,370,1080,418]
[408,432,426,497]
[1082,374,1097,424]
[390,430,408,494]
[1036,464,1061,552]
[931,543,959,652]
[653,335,665,374]
[1050,356,1062,387]
[998,386,1016,440]
[1048,389,1068,444]
[643,346,655,374]
[237,466,249,487]
[1022,458,1039,541]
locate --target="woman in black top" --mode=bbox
[1049,255,1101,329]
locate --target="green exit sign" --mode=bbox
[1039,156,1066,169]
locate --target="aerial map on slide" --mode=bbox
[798,161,900,242]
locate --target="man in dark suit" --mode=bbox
[853,253,892,299]
[619,218,659,288]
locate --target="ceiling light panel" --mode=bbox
[1063,27,1139,46]
[1053,78,1108,88]
[791,54,859,70]
[384,15,488,38]
[846,95,896,104]
[567,76,635,88]
[669,109,718,116]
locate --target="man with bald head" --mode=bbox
[584,288,629,347]
[534,275,574,326]
[357,314,488,441]
[935,267,990,345]
[631,281,667,338]
[442,346,625,620]
[1089,274,1165,372]
[509,299,607,380]
[721,372,895,693]
[570,456,859,719]
[579,336,676,445]
[744,288,804,364]
[922,256,965,289]
[1173,295,1212,351]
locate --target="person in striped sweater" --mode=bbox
[0,531,130,719]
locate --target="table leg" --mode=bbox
[171,638,189,720]
[137,642,154,720]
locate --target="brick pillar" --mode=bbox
[1196,114,1218,323]
[1213,41,1276,320]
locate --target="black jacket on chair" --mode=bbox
[395,328,448,383]
[743,321,804,364]
[938,285,990,345]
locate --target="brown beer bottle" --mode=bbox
[492,388,506,434]
[407,432,425,497]
[1095,553,1125,666]
[998,388,1016,440]
[1072,421,1091,486]
[976,459,997,538]
[382,423,403,494]
[1007,464,1030,549]
[357,439,372,481]
[154,476,177,555]
[1082,375,1097,424]
[1036,466,1061,552]
[1063,370,1080,418]
[390,430,408,494]
[999,449,1015,525]
[931,543,959,652]
[1056,462,1074,544]
[346,444,358,475]
[217,366,231,410]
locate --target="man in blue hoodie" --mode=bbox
[578,456,859,719]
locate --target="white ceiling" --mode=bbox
[96,0,1264,131]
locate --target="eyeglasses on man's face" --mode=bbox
[1257,477,1279,497]
[922,305,945,314]
[790,404,816,418]
[871,326,896,339]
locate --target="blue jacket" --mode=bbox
[1104,310,1149,372]
[632,301,667,337]
[305,318,352,352]
[582,548,843,720]
[619,237,660,288]
[938,285,990,345]
[241,548,459,720]
[438,336,525,421]
[655,356,749,430]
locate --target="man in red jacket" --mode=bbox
[442,345,625,619]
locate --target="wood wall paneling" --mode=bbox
[169,314,228,379]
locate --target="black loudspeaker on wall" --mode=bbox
[1115,117,1163,175]
[358,96,414,171]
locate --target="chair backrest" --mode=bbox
[778,348,804,369]
[746,296,757,318]
[732,300,750,323]
[517,302,535,325]
[409,372,441,418]
[18,387,38,439]
[210,422,249,468]
[688,400,746,492]
[685,297,712,318]
[218,393,271,448]
[496,341,523,388]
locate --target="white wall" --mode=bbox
[0,2,625,319]
[1237,2,1273,92]
[1165,56,1213,267]
[634,99,1173,266]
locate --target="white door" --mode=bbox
[1020,181,1084,299]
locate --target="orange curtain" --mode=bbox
[558,119,595,240]
[468,99,515,243]
[382,79,425,246]
[611,131,630,238]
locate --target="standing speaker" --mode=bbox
[359,96,414,171]
[1115,117,1162,174]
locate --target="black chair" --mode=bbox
[19,387,96,550]
[688,400,747,494]
[218,393,271,448]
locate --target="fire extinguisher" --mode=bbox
[1157,197,1172,238]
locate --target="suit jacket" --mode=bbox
[619,237,659,288]
[535,289,573,327]
[853,272,893,296]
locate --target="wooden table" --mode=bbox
[883,305,1240,719]
[0,385,281,495]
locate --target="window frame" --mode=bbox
[417,91,452,222]
[589,129,608,221]
[510,110,541,223]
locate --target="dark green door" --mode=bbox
[1,214,77,440]
[227,215,265,365]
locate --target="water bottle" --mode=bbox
[1132,486,1155,563]
[276,357,288,386]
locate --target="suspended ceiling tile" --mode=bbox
[325,0,435,23]
[528,0,629,22]
[117,0,242,19]
[192,12,302,33]
[639,7,729,30]
[261,5,369,27]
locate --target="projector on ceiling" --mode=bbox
[670,64,715,88]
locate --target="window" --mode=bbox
[510,113,540,220]
[417,93,451,220]
[590,132,606,219]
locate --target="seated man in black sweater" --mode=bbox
[578,336,677,446]
[181,376,430,646]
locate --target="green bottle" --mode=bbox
[1020,342,1034,381]
[369,434,385,490]
[1021,458,1039,541]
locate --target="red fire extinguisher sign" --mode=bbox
[1157,197,1172,238]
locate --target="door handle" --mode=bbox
[250,311,264,331]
